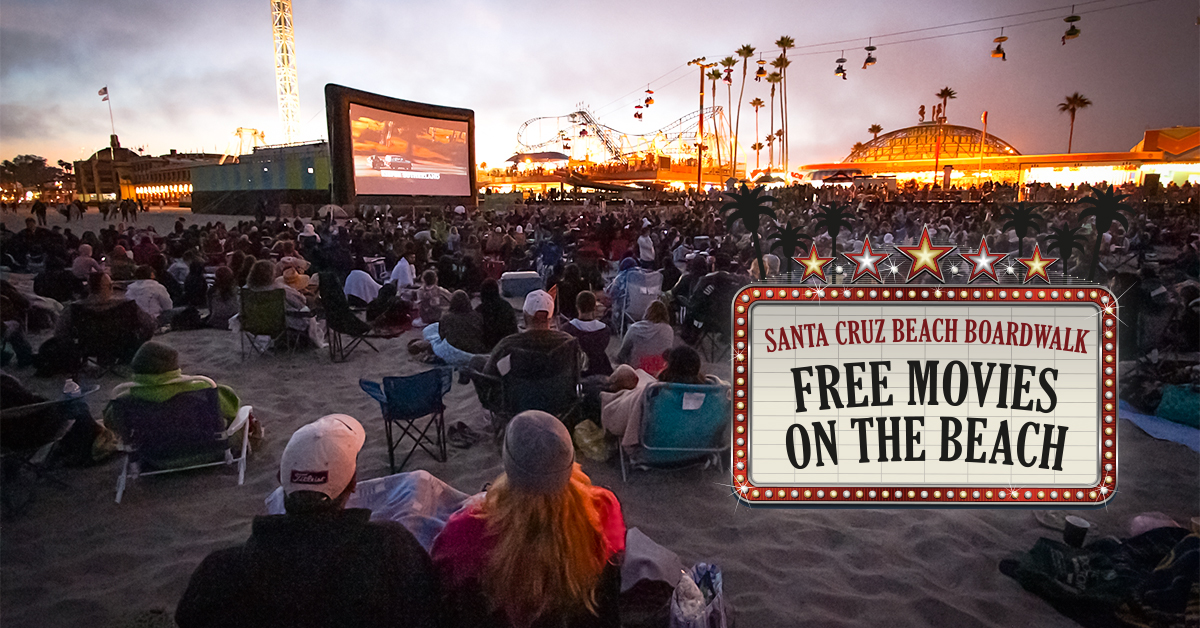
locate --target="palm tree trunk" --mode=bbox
[1068,111,1076,154]
[754,108,761,171]
[769,91,776,171]
[727,82,734,179]
[735,61,748,180]
[781,67,788,177]
[711,79,723,175]
[1087,231,1101,281]
[751,231,767,281]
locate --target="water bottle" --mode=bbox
[62,378,81,398]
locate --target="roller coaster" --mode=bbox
[515,106,737,168]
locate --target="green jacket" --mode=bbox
[103,370,241,434]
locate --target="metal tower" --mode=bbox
[271,0,299,144]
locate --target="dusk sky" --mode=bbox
[1,0,1196,168]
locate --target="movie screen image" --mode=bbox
[349,103,470,197]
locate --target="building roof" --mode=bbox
[846,123,1019,163]
[1130,127,1199,160]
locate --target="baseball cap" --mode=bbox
[280,414,365,499]
[523,289,554,317]
[503,410,575,494]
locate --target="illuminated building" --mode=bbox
[190,141,331,214]
[74,135,139,203]
[75,134,220,205]
[800,124,1199,191]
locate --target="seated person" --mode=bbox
[205,266,239,330]
[106,245,136,281]
[475,279,517,352]
[431,410,624,628]
[415,270,453,326]
[125,264,175,325]
[103,341,242,438]
[53,272,155,347]
[601,346,715,450]
[680,256,744,346]
[176,414,441,628]
[388,252,415,289]
[563,291,612,379]
[71,244,104,280]
[344,269,381,308]
[1,370,111,468]
[420,290,485,367]
[33,257,83,304]
[245,260,308,332]
[468,290,576,411]
[555,263,590,320]
[615,300,673,374]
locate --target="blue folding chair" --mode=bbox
[620,377,731,482]
[107,387,253,503]
[360,368,453,472]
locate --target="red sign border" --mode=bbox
[731,284,1118,506]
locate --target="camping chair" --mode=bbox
[360,368,453,472]
[73,300,145,371]
[619,269,663,336]
[620,377,731,482]
[107,387,253,503]
[318,273,399,362]
[0,386,99,515]
[466,339,582,436]
[238,288,288,359]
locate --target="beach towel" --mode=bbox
[265,470,472,551]
[1120,401,1200,453]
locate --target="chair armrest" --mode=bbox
[359,379,388,404]
[462,367,499,385]
[223,405,253,438]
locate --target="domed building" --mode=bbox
[844,123,1019,163]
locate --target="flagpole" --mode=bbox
[978,111,988,182]
[106,92,115,136]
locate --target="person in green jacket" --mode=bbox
[103,341,243,444]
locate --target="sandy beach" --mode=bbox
[2,209,1197,627]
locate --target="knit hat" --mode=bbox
[131,341,179,375]
[280,414,365,499]
[503,410,574,494]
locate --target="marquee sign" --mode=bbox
[731,284,1117,506]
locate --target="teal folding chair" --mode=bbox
[620,377,731,482]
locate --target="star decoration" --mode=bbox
[960,237,1007,282]
[896,227,956,282]
[793,248,835,282]
[1017,244,1056,283]
[843,236,889,281]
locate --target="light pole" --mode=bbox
[688,57,716,192]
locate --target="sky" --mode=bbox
[1,0,1196,169]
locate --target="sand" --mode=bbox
[2,208,1197,627]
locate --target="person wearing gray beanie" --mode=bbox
[431,410,627,627]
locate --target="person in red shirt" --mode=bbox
[431,410,625,627]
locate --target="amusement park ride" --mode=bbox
[514,105,737,171]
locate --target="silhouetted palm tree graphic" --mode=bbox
[722,184,777,279]
[769,222,812,275]
[1000,203,1044,257]
[1078,184,1132,281]
[813,202,855,255]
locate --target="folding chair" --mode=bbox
[107,388,253,503]
[1,388,98,514]
[620,377,731,482]
[360,368,453,472]
[318,273,399,362]
[239,288,287,359]
[620,269,663,336]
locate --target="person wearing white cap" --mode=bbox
[176,415,441,628]
[466,289,578,412]
[431,410,626,627]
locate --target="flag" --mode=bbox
[981,111,988,125]
[102,96,109,101]
[98,87,108,97]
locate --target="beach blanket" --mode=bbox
[265,470,473,551]
[1120,401,1200,453]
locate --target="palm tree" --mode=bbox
[769,221,812,274]
[813,201,855,254]
[750,142,764,171]
[1058,92,1093,154]
[749,97,764,170]
[851,141,865,154]
[706,68,725,173]
[868,124,883,140]
[720,56,738,178]
[1078,184,1131,281]
[1000,203,1045,257]
[1044,224,1088,275]
[771,53,792,176]
[775,36,795,176]
[936,87,957,121]
[766,71,782,171]
[722,183,777,278]
[734,45,756,181]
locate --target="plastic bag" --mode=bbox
[669,563,729,628]
[573,419,611,462]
